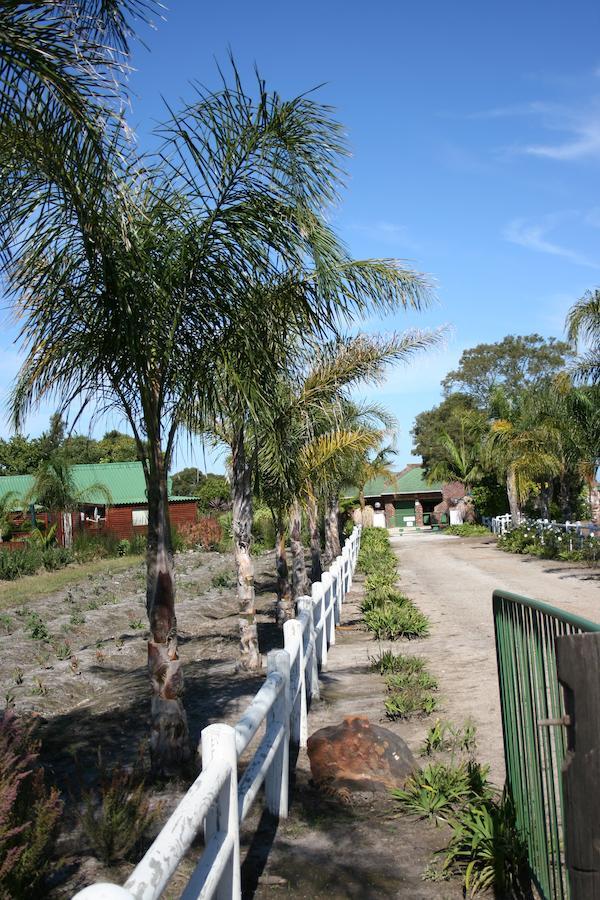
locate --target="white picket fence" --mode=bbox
[482,513,512,535]
[73,525,362,900]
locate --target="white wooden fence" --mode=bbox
[73,525,362,900]
[482,513,512,535]
[483,514,598,545]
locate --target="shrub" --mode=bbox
[0,711,62,898]
[441,791,529,896]
[117,539,131,556]
[177,517,222,551]
[392,760,492,822]
[421,718,478,757]
[252,506,275,549]
[444,524,490,537]
[0,547,42,581]
[211,571,235,589]
[42,546,73,571]
[369,650,426,676]
[79,758,159,865]
[25,612,49,642]
[363,604,430,640]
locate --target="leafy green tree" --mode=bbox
[196,475,230,511]
[0,492,18,541]
[412,393,480,475]
[442,335,572,406]
[171,468,205,497]
[567,290,600,385]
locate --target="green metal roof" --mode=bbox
[0,462,197,508]
[363,465,443,497]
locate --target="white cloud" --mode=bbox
[349,220,422,253]
[503,214,600,269]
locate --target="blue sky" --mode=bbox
[2,0,600,472]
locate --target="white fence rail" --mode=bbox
[73,525,362,900]
[482,514,598,545]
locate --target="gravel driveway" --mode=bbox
[393,532,600,783]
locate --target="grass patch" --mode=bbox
[363,604,430,640]
[369,650,426,676]
[0,555,144,610]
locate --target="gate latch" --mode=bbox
[538,715,571,727]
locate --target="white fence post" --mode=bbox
[201,724,241,900]
[298,595,319,702]
[322,571,335,645]
[283,619,307,747]
[265,650,290,818]
[311,581,328,672]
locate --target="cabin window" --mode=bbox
[132,509,149,526]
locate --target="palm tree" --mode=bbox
[567,290,600,384]
[257,331,443,619]
[353,444,397,512]
[486,390,562,524]
[27,455,112,546]
[0,492,18,542]
[428,414,486,494]
[7,66,406,766]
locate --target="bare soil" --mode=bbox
[6,533,597,897]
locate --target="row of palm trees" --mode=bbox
[0,4,439,772]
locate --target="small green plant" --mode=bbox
[363,603,430,640]
[86,598,100,610]
[25,611,50,642]
[4,691,15,708]
[211,571,235,589]
[117,539,131,556]
[0,613,13,634]
[129,619,144,630]
[53,641,72,660]
[12,667,24,685]
[393,760,492,823]
[369,650,426,676]
[31,677,47,696]
[70,609,86,626]
[114,637,124,650]
[441,791,529,896]
[421,718,478,757]
[79,757,160,865]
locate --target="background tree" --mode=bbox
[441,334,572,406]
[567,290,600,385]
[427,414,486,493]
[412,393,479,475]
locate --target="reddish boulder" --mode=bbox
[307,716,416,793]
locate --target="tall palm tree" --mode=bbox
[567,290,600,385]
[428,414,486,493]
[486,389,561,524]
[7,66,432,768]
[257,331,443,619]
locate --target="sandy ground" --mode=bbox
[392,532,600,784]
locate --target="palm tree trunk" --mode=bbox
[324,493,341,562]
[306,493,322,582]
[232,425,261,671]
[506,468,521,526]
[275,513,293,625]
[289,497,309,601]
[146,448,189,776]
[589,480,600,525]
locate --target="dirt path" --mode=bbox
[248,572,463,900]
[393,532,600,784]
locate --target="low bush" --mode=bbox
[252,506,275,549]
[211,571,235,589]
[444,524,490,537]
[0,711,63,898]
[0,546,42,581]
[441,790,529,896]
[369,650,426,676]
[177,516,222,551]
[363,603,430,640]
[79,758,159,865]
[25,611,50,642]
[420,718,478,757]
[42,546,74,571]
[498,523,598,564]
[393,759,492,822]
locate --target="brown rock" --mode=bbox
[306,715,416,793]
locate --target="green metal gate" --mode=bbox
[493,589,600,899]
